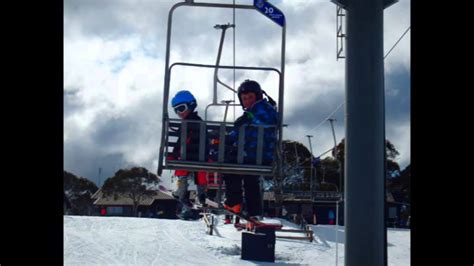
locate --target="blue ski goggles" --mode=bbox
[173,103,189,114]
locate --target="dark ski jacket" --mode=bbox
[170,111,203,161]
[228,99,279,165]
[169,111,207,184]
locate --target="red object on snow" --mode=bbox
[100,208,107,216]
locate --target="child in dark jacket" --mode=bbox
[222,80,278,217]
[168,90,207,220]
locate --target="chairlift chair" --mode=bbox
[157,0,286,181]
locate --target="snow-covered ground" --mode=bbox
[64,215,410,265]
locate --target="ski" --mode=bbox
[203,198,283,230]
[158,185,202,220]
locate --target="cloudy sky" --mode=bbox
[64,0,410,186]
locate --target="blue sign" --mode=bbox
[254,0,285,27]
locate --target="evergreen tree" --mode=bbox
[101,167,161,217]
[333,138,401,192]
[64,171,99,215]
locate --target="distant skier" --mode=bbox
[328,209,335,225]
[167,90,208,220]
[282,206,288,218]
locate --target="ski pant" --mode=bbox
[176,173,206,212]
[223,174,262,217]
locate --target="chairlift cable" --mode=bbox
[384,26,410,59]
[295,25,409,176]
[309,102,344,133]
[316,147,335,158]
[308,26,409,133]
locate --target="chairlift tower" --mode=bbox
[331,0,397,265]
[336,5,346,60]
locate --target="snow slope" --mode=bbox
[64,215,410,265]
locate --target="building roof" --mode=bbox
[263,191,314,201]
[263,191,274,201]
[386,191,408,204]
[91,189,102,200]
[386,191,395,202]
[93,189,175,206]
[64,192,72,208]
[390,191,405,202]
[263,191,341,202]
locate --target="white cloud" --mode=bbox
[386,121,411,169]
[384,0,411,72]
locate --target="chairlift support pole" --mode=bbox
[213,23,236,104]
[306,135,314,201]
[222,100,233,122]
[331,0,397,265]
[205,24,239,121]
[328,118,342,196]
[217,99,233,208]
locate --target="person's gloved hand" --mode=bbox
[234,113,251,128]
